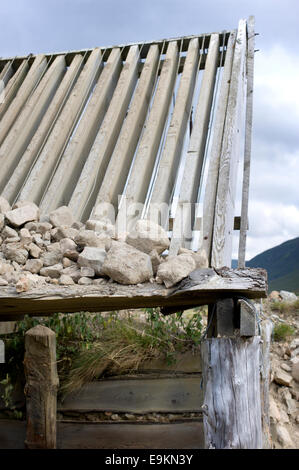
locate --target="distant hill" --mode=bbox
[244,237,299,293]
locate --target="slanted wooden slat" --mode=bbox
[2,55,83,204]
[0,61,13,87]
[148,38,201,226]
[116,41,179,231]
[0,55,47,145]
[92,44,160,217]
[238,16,255,268]
[40,48,122,214]
[17,49,102,205]
[0,56,66,193]
[211,20,247,268]
[68,46,140,221]
[201,31,236,263]
[0,60,29,120]
[168,34,220,255]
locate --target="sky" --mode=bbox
[0,0,298,260]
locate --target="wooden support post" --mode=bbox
[201,335,263,449]
[24,325,59,449]
[260,318,273,449]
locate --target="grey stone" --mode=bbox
[279,290,297,303]
[126,219,169,255]
[3,244,28,264]
[24,259,43,274]
[41,251,62,267]
[59,274,75,286]
[28,242,42,259]
[49,206,74,227]
[291,361,299,382]
[1,226,18,239]
[0,196,11,214]
[78,276,93,285]
[274,369,293,387]
[0,213,4,231]
[0,277,8,286]
[178,247,209,268]
[62,266,81,283]
[60,238,77,254]
[40,264,63,279]
[75,230,111,250]
[80,266,95,277]
[77,247,107,276]
[86,218,115,237]
[53,226,79,241]
[101,241,153,285]
[156,253,196,288]
[5,203,39,227]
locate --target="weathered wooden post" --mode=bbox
[201,298,265,449]
[24,325,59,449]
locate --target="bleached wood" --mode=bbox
[0,268,267,319]
[18,49,102,205]
[260,318,273,449]
[68,46,140,221]
[201,31,236,262]
[238,16,255,268]
[116,41,179,231]
[0,55,47,145]
[0,60,29,120]
[211,20,247,268]
[201,336,262,448]
[92,44,160,216]
[168,34,220,255]
[24,325,59,449]
[40,48,122,214]
[148,38,200,222]
[0,61,13,87]
[0,56,66,193]
[2,55,83,204]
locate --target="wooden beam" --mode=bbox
[24,325,59,449]
[0,268,267,319]
[0,60,29,121]
[260,319,273,449]
[238,16,255,268]
[201,336,263,448]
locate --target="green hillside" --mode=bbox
[245,237,299,293]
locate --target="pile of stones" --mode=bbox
[0,197,208,292]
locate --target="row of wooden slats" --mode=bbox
[0,21,250,266]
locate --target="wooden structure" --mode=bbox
[0,17,271,449]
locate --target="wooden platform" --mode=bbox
[0,267,267,320]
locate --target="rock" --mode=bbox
[5,203,39,227]
[0,196,11,213]
[72,221,84,230]
[279,290,297,303]
[275,424,294,448]
[156,253,196,288]
[280,363,291,372]
[24,259,43,274]
[92,278,106,285]
[1,226,18,239]
[28,242,42,259]
[101,242,153,285]
[64,249,79,262]
[62,257,75,268]
[77,247,107,276]
[59,274,75,286]
[0,277,8,286]
[178,247,209,268]
[40,264,63,279]
[0,213,4,231]
[269,396,281,422]
[274,369,293,387]
[15,273,40,292]
[75,230,111,250]
[291,361,299,382]
[290,338,299,350]
[49,206,74,227]
[59,238,77,254]
[62,266,81,282]
[80,267,95,278]
[53,226,79,241]
[126,219,169,255]
[3,244,28,264]
[41,250,62,267]
[78,276,93,285]
[86,219,115,237]
[269,290,281,301]
[149,249,162,275]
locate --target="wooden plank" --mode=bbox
[0,60,29,120]
[2,55,83,204]
[17,49,102,205]
[201,336,262,448]
[68,45,140,221]
[116,41,179,232]
[59,376,203,414]
[211,20,247,268]
[0,55,47,145]
[216,298,235,336]
[169,34,220,255]
[0,268,267,319]
[201,32,236,263]
[239,298,258,336]
[24,325,59,449]
[238,16,255,268]
[0,61,13,87]
[148,38,200,225]
[40,48,122,215]
[260,319,273,449]
[0,419,204,449]
[0,56,66,193]
[92,44,160,216]
[0,321,16,334]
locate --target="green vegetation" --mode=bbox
[273,322,296,342]
[270,298,299,313]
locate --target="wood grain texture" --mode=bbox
[201,336,263,448]
[211,20,247,268]
[0,268,267,319]
[238,16,255,268]
[260,319,273,449]
[24,325,59,449]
